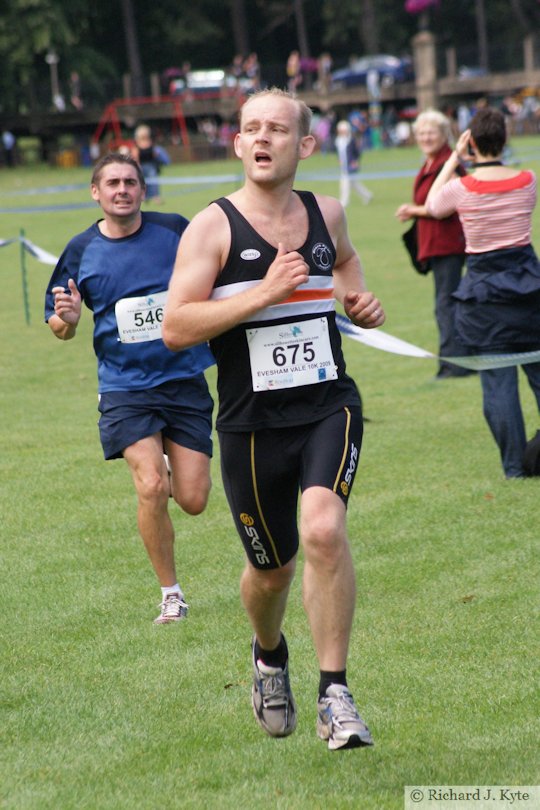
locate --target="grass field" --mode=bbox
[1,140,539,810]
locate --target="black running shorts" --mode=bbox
[218,406,363,570]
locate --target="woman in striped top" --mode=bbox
[426,106,540,478]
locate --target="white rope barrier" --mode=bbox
[1,235,58,265]
[335,314,540,371]
[3,235,539,368]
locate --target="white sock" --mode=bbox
[161,584,183,599]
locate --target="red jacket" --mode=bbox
[414,144,466,262]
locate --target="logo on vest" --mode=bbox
[312,242,333,271]
[240,249,261,261]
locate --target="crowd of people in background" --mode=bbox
[5,44,540,173]
[5,51,540,475]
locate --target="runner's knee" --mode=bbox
[172,476,211,514]
[246,558,296,593]
[301,505,346,565]
[135,468,170,506]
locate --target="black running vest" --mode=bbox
[210,191,361,431]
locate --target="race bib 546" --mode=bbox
[115,291,167,343]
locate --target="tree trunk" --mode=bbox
[294,0,310,58]
[120,0,145,97]
[509,0,530,32]
[475,0,489,72]
[360,0,379,55]
[230,0,250,57]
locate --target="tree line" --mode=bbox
[0,0,538,114]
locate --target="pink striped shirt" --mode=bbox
[427,170,536,254]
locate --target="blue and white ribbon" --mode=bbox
[1,234,58,265]
[3,234,539,369]
[336,314,540,371]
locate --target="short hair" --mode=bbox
[470,107,506,157]
[134,124,151,141]
[336,120,351,136]
[413,109,452,142]
[239,87,313,138]
[91,152,146,189]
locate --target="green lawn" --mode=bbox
[1,141,539,810]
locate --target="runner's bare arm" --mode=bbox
[163,205,309,351]
[316,195,385,328]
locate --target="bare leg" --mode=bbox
[352,176,373,204]
[123,433,178,586]
[164,438,211,515]
[300,486,356,671]
[240,558,296,650]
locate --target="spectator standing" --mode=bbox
[348,109,369,148]
[381,106,398,147]
[132,124,167,205]
[313,111,335,154]
[457,103,472,133]
[286,50,303,93]
[2,130,16,167]
[426,107,540,477]
[396,109,471,378]
[229,54,246,93]
[317,52,333,94]
[69,71,83,110]
[243,53,261,93]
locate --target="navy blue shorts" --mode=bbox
[219,406,363,570]
[98,376,213,460]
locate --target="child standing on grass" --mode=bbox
[335,120,373,207]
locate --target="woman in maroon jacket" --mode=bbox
[396,109,471,378]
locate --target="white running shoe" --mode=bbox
[317,684,374,750]
[154,592,189,624]
[251,637,297,737]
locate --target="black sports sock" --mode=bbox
[254,634,288,669]
[319,669,347,699]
